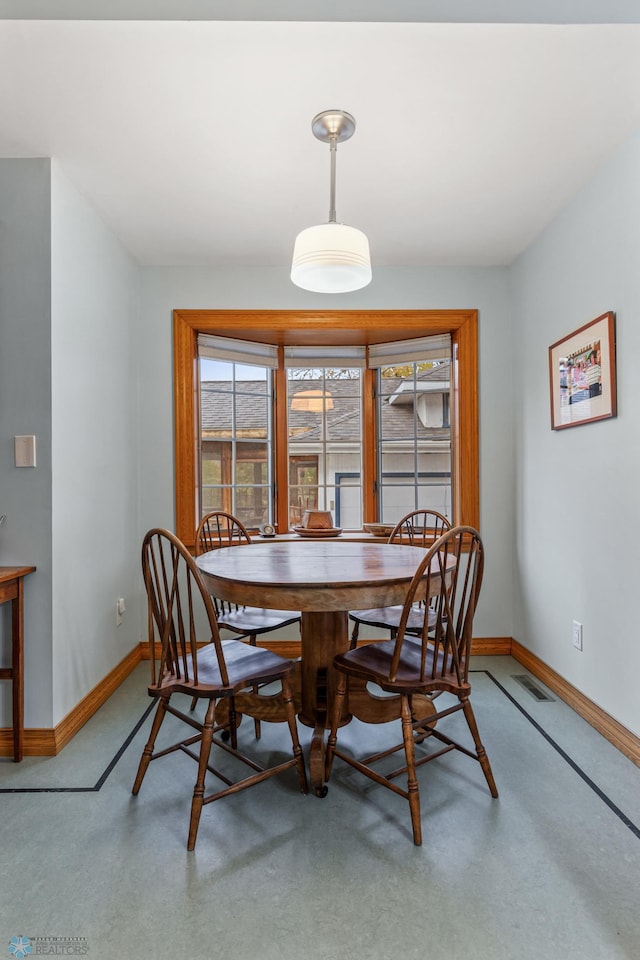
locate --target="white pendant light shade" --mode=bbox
[291,222,371,293]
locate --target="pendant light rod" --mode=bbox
[329,134,337,223]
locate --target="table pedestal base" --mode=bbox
[226,636,437,796]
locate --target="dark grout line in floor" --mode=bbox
[0,700,157,794]
[485,670,640,841]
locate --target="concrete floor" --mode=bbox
[1,655,639,960]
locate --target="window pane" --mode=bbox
[235,442,268,484]
[332,469,360,485]
[288,455,319,526]
[378,373,408,398]
[379,405,416,441]
[200,357,233,391]
[416,482,452,518]
[199,359,273,525]
[202,443,222,484]
[379,443,419,481]
[313,488,331,512]
[201,387,233,439]
[289,458,318,486]
[233,363,268,386]
[289,489,319,527]
[378,486,417,522]
[326,396,360,441]
[234,487,269,529]
[376,361,451,523]
[201,486,225,513]
[332,483,362,529]
[235,396,268,438]
[287,368,363,529]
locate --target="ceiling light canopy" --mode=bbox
[291,110,371,294]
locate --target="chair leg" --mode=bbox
[401,694,422,846]
[325,670,347,782]
[349,620,360,650]
[228,696,238,750]
[282,676,308,794]
[187,699,216,851]
[132,696,168,795]
[249,633,261,740]
[461,697,499,799]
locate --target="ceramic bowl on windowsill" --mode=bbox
[363,522,396,537]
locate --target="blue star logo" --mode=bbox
[8,937,32,959]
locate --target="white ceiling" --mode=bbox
[1,6,640,268]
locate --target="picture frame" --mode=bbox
[548,311,616,431]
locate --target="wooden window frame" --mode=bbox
[174,309,479,547]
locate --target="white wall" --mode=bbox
[0,159,53,728]
[0,158,142,731]
[511,133,640,737]
[139,264,515,640]
[51,163,141,724]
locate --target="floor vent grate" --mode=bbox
[511,675,555,702]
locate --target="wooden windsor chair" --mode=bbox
[349,509,451,648]
[132,528,308,850]
[326,525,498,846]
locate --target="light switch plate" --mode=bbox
[15,435,36,468]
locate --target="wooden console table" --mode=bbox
[0,566,36,762]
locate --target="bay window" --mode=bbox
[174,310,478,547]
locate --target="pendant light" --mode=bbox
[291,110,372,294]
[290,389,335,413]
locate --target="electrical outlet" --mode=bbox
[572,620,583,651]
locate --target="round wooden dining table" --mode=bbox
[196,538,450,795]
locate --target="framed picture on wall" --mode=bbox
[548,311,617,430]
